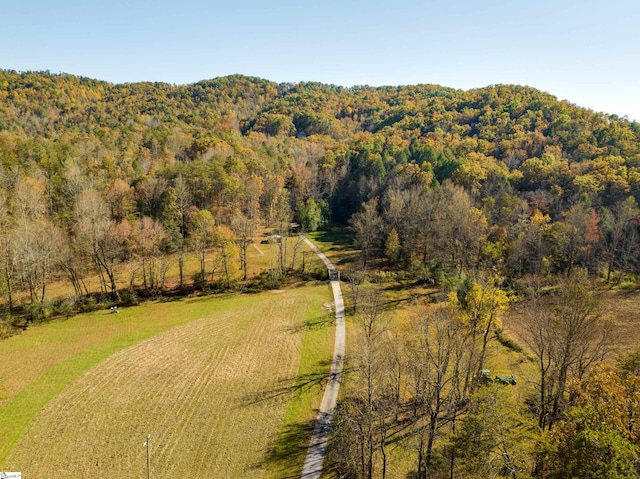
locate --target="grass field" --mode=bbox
[306,229,358,269]
[0,284,334,478]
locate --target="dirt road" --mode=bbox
[300,236,346,479]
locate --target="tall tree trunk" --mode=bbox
[105,259,118,298]
[381,445,387,479]
[240,236,248,281]
[40,261,47,306]
[199,250,205,279]
[425,409,439,478]
[142,260,148,290]
[5,270,13,314]
[449,416,456,479]
[539,364,547,429]
[222,246,230,288]
[549,363,569,430]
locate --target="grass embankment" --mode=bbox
[1,284,334,478]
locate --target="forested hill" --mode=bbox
[6,70,640,479]
[2,69,640,291]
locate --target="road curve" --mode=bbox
[300,235,346,479]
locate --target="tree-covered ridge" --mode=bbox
[1,70,639,217]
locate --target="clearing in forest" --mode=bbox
[0,285,334,478]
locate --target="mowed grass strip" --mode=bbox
[2,285,333,478]
[263,291,336,479]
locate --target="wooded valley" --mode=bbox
[2,70,640,477]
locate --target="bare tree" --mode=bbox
[0,187,15,312]
[274,187,291,275]
[289,233,305,272]
[135,177,167,217]
[186,209,217,284]
[600,197,640,283]
[331,288,392,479]
[520,274,611,431]
[382,184,428,265]
[350,197,383,268]
[11,176,46,224]
[173,174,192,237]
[260,175,285,227]
[173,174,191,288]
[215,225,239,288]
[6,178,66,307]
[10,216,66,306]
[345,266,368,314]
[437,183,488,275]
[507,206,552,276]
[132,216,170,293]
[60,238,89,300]
[404,303,470,479]
[104,178,135,221]
[356,289,389,479]
[74,189,129,297]
[520,286,555,431]
[73,188,111,293]
[231,214,249,281]
[453,278,509,393]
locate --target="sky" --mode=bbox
[2,0,639,121]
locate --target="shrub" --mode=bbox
[192,271,207,290]
[119,289,140,306]
[25,299,55,321]
[0,318,17,339]
[79,296,99,313]
[55,299,75,318]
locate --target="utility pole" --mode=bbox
[143,434,151,479]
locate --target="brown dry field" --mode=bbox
[503,288,640,357]
[4,285,331,478]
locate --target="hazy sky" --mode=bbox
[2,0,639,120]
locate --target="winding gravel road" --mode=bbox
[300,235,346,479]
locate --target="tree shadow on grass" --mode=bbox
[310,229,354,249]
[251,418,317,478]
[286,314,335,334]
[243,365,335,477]
[241,367,331,407]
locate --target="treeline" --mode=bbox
[1,70,640,314]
